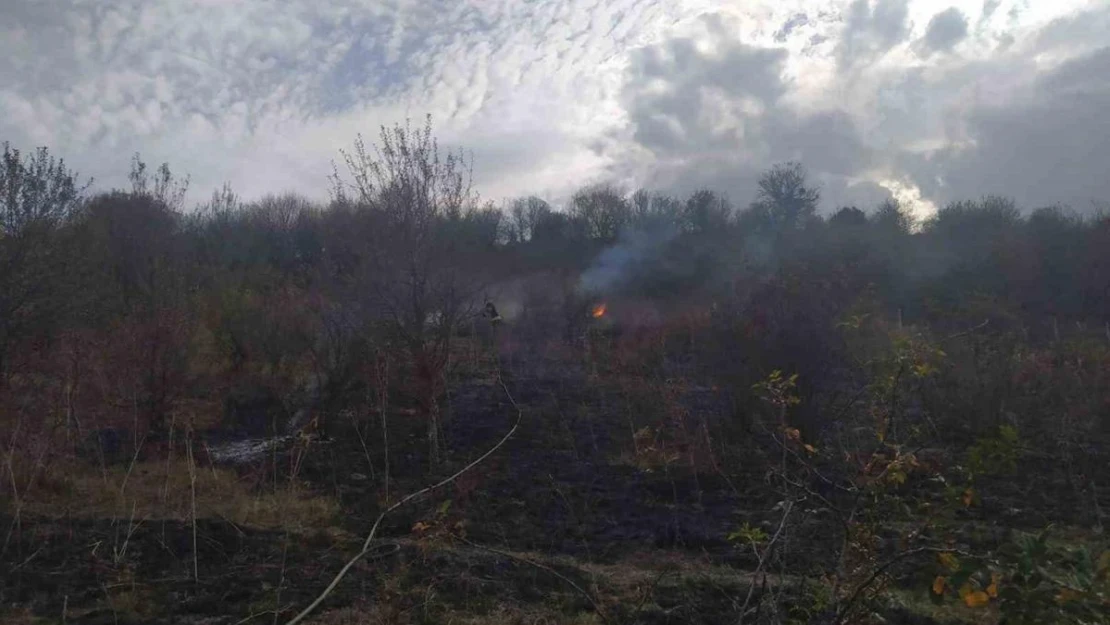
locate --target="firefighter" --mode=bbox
[483,301,502,325]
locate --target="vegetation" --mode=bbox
[1,119,1108,624]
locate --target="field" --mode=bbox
[3,325,1108,625]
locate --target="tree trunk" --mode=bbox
[414,349,443,468]
[427,396,441,468]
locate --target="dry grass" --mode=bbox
[306,603,605,625]
[0,608,40,625]
[19,457,338,532]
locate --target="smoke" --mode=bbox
[578,224,679,296]
[483,277,530,320]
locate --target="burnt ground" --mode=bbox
[0,355,781,625]
[2,353,1106,625]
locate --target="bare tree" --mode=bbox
[0,142,90,383]
[751,161,820,233]
[570,183,630,242]
[507,196,552,243]
[330,115,487,467]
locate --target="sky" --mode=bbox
[2,0,1109,219]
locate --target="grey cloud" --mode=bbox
[837,0,911,69]
[921,8,969,54]
[981,0,1002,24]
[3,0,1107,222]
[0,0,85,92]
[616,20,883,212]
[774,13,810,43]
[816,177,893,209]
[773,111,874,177]
[899,46,1110,212]
[624,35,787,156]
[1034,6,1110,55]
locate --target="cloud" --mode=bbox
[610,12,886,212]
[610,2,1110,216]
[775,13,812,43]
[2,0,738,205]
[921,8,970,54]
[0,0,1107,219]
[837,0,911,69]
[899,44,1110,212]
[980,0,1002,24]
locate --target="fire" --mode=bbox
[591,303,607,319]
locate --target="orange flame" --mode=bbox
[591,303,607,319]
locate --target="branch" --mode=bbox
[945,319,990,341]
[283,372,523,625]
[738,499,793,624]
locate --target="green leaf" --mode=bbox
[437,499,452,517]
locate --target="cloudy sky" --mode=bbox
[2,0,1108,218]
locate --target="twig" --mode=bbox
[283,372,523,625]
[452,533,611,623]
[118,431,148,499]
[944,319,990,341]
[376,353,390,502]
[738,499,793,625]
[273,537,289,625]
[10,543,44,571]
[352,412,376,482]
[633,568,676,615]
[186,437,199,582]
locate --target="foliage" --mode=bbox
[1,142,90,236]
[930,528,1110,624]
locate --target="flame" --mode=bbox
[591,303,607,319]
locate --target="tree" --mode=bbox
[751,161,820,233]
[2,142,89,236]
[682,189,732,235]
[870,198,914,236]
[330,115,487,467]
[570,183,630,242]
[127,152,189,212]
[71,157,193,434]
[0,142,90,383]
[829,206,868,228]
[506,196,552,243]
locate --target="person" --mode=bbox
[484,301,502,325]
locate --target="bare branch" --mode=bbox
[283,372,523,625]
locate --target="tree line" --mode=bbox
[2,118,1109,463]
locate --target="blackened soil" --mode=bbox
[0,366,791,624]
[295,369,770,567]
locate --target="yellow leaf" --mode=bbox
[958,584,973,600]
[1055,588,1080,604]
[932,576,947,595]
[784,427,801,441]
[963,590,990,608]
[938,552,960,572]
[803,443,816,454]
[1097,551,1110,575]
[962,488,974,507]
[888,469,907,485]
[411,521,431,534]
[986,573,1000,598]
